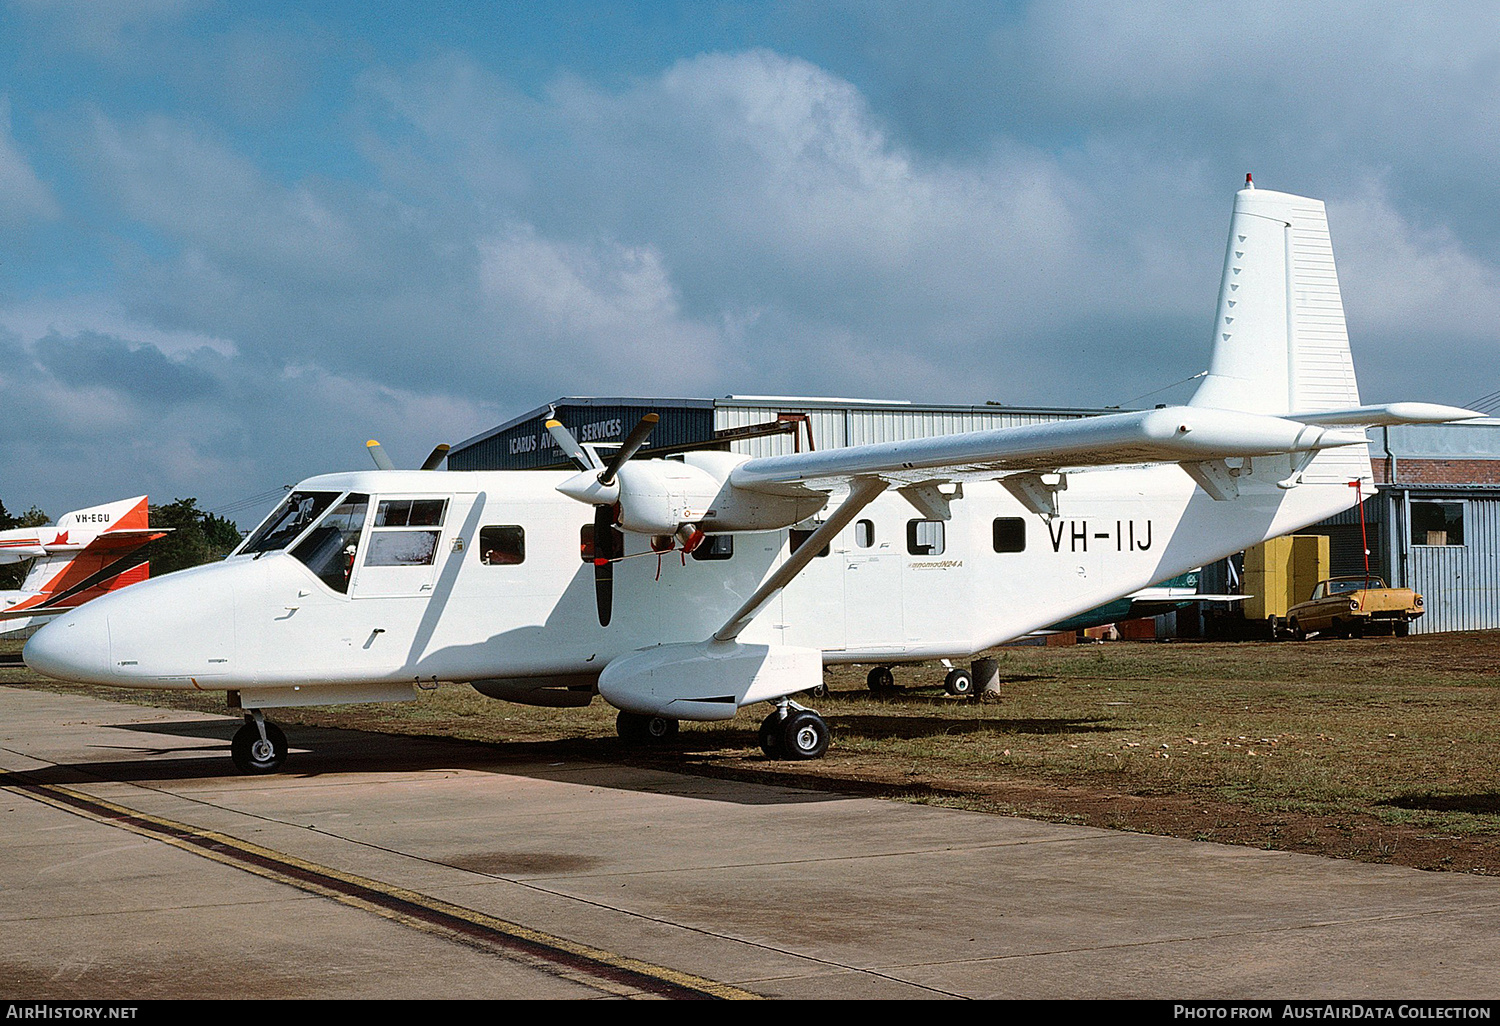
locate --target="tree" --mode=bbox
[0,499,50,590]
[145,499,245,576]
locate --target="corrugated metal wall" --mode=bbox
[1407,497,1500,633]
[715,403,1092,457]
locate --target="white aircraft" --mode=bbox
[23,181,1478,773]
[1,496,166,636]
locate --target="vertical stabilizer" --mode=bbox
[1190,181,1360,415]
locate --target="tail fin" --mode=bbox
[1189,179,1361,415]
[10,496,163,613]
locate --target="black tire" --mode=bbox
[616,710,679,744]
[943,668,975,697]
[1394,620,1411,637]
[808,681,829,699]
[867,666,894,691]
[780,711,829,760]
[758,712,784,758]
[231,721,288,774]
[1289,618,1306,642]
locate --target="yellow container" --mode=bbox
[1243,535,1330,620]
[1290,534,1329,607]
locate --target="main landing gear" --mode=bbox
[867,663,977,697]
[616,710,680,744]
[230,711,288,774]
[758,700,830,761]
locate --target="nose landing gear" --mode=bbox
[231,711,289,774]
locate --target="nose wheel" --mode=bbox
[231,713,288,774]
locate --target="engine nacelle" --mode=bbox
[612,451,825,536]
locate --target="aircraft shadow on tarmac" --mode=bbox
[828,713,1115,741]
[4,717,847,805]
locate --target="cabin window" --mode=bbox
[1411,501,1464,546]
[692,535,734,561]
[375,498,447,528]
[478,526,526,565]
[790,528,830,558]
[367,530,440,566]
[907,519,945,556]
[291,493,369,593]
[854,519,875,548]
[993,517,1026,553]
[239,491,341,555]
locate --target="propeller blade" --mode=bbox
[546,419,599,472]
[593,504,617,627]
[598,413,659,486]
[366,440,396,472]
[419,444,450,471]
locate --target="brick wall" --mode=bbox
[1383,458,1500,486]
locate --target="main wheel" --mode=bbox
[758,712,784,758]
[780,711,829,760]
[231,721,288,774]
[1394,620,1411,637]
[1288,617,1306,642]
[866,666,894,691]
[943,667,975,697]
[616,710,679,744]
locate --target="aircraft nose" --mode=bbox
[24,607,113,685]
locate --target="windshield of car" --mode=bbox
[1325,577,1386,595]
[236,491,342,556]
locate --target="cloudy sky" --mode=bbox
[2,1,1497,525]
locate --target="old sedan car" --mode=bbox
[1285,576,1424,639]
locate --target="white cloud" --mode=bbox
[84,112,366,280]
[0,296,238,358]
[0,96,57,226]
[1332,183,1500,338]
[476,225,725,391]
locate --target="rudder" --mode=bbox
[1190,180,1361,415]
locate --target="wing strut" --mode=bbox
[713,477,888,643]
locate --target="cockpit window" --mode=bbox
[238,491,341,555]
[291,493,369,593]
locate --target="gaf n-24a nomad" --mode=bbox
[24,182,1479,772]
[1,496,165,636]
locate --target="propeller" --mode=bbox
[366,439,396,471]
[592,504,620,626]
[366,441,450,471]
[548,412,659,626]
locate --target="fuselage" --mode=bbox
[23,445,1368,706]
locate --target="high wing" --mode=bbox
[706,402,1477,644]
[726,402,1477,497]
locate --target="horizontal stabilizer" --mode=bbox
[1284,403,1484,427]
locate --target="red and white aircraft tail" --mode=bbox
[0,496,167,634]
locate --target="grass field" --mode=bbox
[5,630,1498,873]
